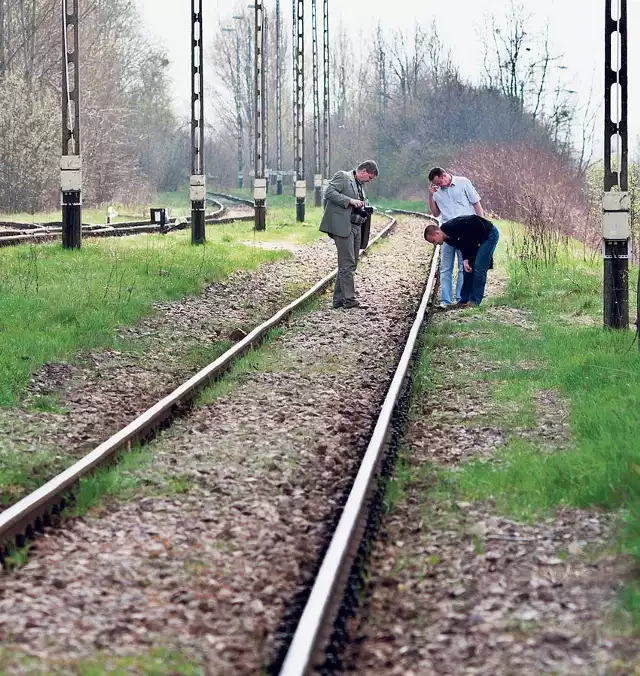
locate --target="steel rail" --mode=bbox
[206,190,256,207]
[0,199,245,247]
[0,215,398,553]
[279,218,440,676]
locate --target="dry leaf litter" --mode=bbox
[0,216,432,674]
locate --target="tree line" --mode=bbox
[0,0,186,214]
[2,0,638,251]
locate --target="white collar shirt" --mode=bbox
[433,175,481,223]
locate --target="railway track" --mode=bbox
[0,195,254,248]
[277,212,439,675]
[0,209,440,675]
[0,211,400,555]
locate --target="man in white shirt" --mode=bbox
[427,167,484,308]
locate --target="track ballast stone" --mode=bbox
[0,221,383,509]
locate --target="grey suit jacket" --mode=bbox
[319,170,365,238]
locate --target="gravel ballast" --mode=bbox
[0,216,433,674]
[1,219,377,507]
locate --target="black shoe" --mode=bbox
[332,301,343,309]
[344,299,368,309]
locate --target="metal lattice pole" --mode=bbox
[322,0,330,192]
[275,0,283,194]
[602,0,629,329]
[253,1,266,230]
[292,0,297,189]
[264,12,270,193]
[190,0,205,245]
[222,27,244,188]
[61,0,82,249]
[294,0,305,221]
[312,0,322,207]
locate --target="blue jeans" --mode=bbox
[440,241,463,304]
[460,226,500,305]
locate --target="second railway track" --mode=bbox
[0,193,255,247]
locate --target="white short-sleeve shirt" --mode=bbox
[433,176,481,223]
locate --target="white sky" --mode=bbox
[135,0,639,156]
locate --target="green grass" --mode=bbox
[67,447,156,516]
[220,186,430,216]
[372,197,430,213]
[437,247,640,517]
[0,447,68,505]
[384,457,414,514]
[394,222,640,625]
[0,207,329,407]
[2,543,33,571]
[0,647,204,675]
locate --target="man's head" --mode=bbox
[424,223,446,245]
[428,167,452,188]
[355,160,379,184]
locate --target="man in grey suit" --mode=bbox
[320,160,378,309]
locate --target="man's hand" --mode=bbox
[349,198,365,209]
[463,260,473,273]
[429,183,439,195]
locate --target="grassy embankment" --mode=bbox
[0,188,327,225]
[0,202,324,507]
[390,221,640,628]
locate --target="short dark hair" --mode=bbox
[357,160,379,176]
[428,167,445,182]
[424,224,440,240]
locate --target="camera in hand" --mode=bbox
[350,204,374,226]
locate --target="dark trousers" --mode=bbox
[460,226,500,305]
[333,223,362,306]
